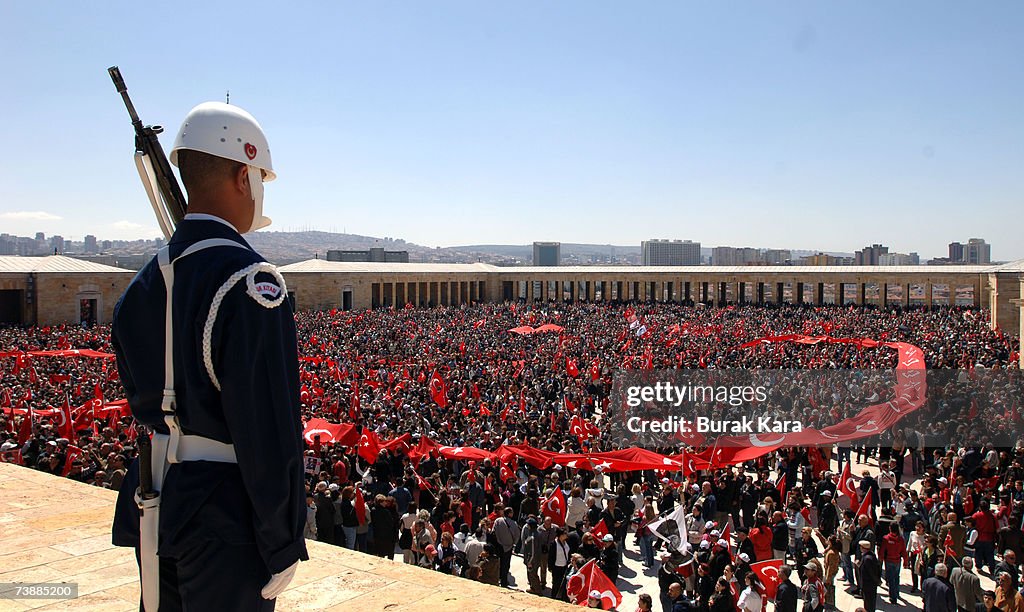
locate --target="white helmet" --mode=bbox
[170,101,276,233]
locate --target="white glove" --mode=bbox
[261,560,299,600]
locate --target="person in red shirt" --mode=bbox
[333,455,349,484]
[879,523,909,605]
[748,516,774,562]
[972,500,998,575]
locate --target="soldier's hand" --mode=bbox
[261,560,299,600]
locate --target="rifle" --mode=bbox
[108,66,186,240]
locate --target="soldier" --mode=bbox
[111,101,307,610]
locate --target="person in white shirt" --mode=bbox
[878,461,897,508]
[453,524,471,551]
[737,572,763,612]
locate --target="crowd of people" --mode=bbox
[2,301,1023,610]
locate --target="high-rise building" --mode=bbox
[711,246,766,266]
[800,253,848,266]
[948,242,965,262]
[533,242,561,266]
[964,238,991,264]
[878,252,920,266]
[947,238,991,264]
[854,244,889,266]
[84,235,98,254]
[762,249,792,265]
[642,239,700,266]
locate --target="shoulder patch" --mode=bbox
[254,281,282,299]
[244,264,288,309]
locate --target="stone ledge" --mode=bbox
[0,463,575,611]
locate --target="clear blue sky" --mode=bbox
[1,2,1021,260]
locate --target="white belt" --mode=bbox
[153,431,238,464]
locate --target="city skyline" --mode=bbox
[1,3,1022,259]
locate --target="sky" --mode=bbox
[0,2,1022,260]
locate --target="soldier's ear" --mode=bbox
[233,163,250,195]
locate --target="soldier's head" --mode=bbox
[170,102,275,234]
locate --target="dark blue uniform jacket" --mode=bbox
[111,218,308,574]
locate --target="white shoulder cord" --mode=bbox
[202,262,287,391]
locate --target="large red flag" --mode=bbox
[541,486,567,527]
[750,559,784,600]
[838,462,859,505]
[429,371,448,408]
[566,559,622,609]
[590,518,610,540]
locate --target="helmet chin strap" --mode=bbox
[245,165,271,233]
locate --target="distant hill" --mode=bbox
[244,231,854,265]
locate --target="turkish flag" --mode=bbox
[16,409,33,445]
[974,476,1000,491]
[944,544,959,567]
[415,471,434,491]
[855,489,875,526]
[590,360,600,381]
[776,474,787,498]
[429,371,448,408]
[590,518,610,540]
[461,500,473,527]
[541,486,567,527]
[358,429,381,463]
[57,395,74,440]
[566,359,579,378]
[61,444,83,477]
[566,559,622,609]
[750,559,784,600]
[675,557,694,579]
[302,418,358,446]
[720,520,732,552]
[838,462,859,505]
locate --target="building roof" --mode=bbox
[502,265,993,274]
[278,260,498,274]
[993,259,1024,273]
[276,260,997,276]
[0,255,133,274]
